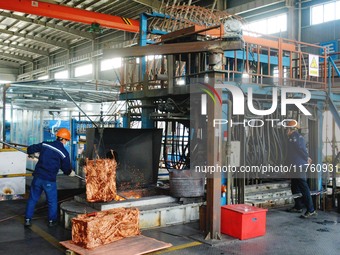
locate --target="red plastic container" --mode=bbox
[221,204,267,240]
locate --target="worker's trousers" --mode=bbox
[291,178,315,213]
[25,177,58,221]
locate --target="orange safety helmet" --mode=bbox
[56,128,71,141]
[285,120,300,129]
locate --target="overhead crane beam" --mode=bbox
[0,0,140,33]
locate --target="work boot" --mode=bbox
[48,220,58,227]
[300,211,317,219]
[24,219,31,228]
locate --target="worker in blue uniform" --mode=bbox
[285,120,317,218]
[24,128,76,227]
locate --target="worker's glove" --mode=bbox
[308,157,312,165]
[28,154,35,159]
[69,171,76,177]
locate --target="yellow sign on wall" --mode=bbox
[309,54,319,77]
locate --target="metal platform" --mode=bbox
[244,182,327,208]
[60,194,203,230]
[73,194,177,210]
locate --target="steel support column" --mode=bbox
[205,72,223,240]
[221,92,229,206]
[286,0,296,41]
[140,13,148,81]
[122,114,129,128]
[167,55,174,95]
[316,101,324,191]
[141,100,154,128]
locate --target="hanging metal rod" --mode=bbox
[62,89,99,129]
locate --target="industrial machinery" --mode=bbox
[100,6,340,239]
[85,128,163,189]
[0,2,339,241]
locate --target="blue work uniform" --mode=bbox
[287,131,309,174]
[286,131,314,213]
[25,140,72,222]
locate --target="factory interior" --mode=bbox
[0,0,340,254]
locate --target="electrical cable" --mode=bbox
[241,95,295,182]
[161,121,190,171]
[171,123,175,168]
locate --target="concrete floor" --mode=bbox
[1,176,340,255]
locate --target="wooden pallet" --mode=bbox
[60,235,172,255]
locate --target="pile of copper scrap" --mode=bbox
[84,158,117,202]
[114,194,126,201]
[72,208,140,249]
[118,190,142,199]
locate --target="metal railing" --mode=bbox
[118,31,330,93]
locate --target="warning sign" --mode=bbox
[309,54,319,77]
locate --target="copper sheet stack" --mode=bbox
[72,208,140,249]
[84,158,117,202]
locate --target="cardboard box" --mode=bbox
[221,204,267,240]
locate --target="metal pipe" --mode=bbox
[10,101,14,142]
[0,140,39,160]
[1,88,4,146]
[12,99,75,104]
[2,84,10,146]
[0,140,28,154]
[332,119,336,206]
[9,84,119,94]
[298,0,302,47]
[222,99,233,205]
[75,174,85,181]
[0,173,32,178]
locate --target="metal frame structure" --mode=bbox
[0,0,151,70]
[0,2,339,241]
[100,15,340,239]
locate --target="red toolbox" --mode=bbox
[221,204,268,240]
